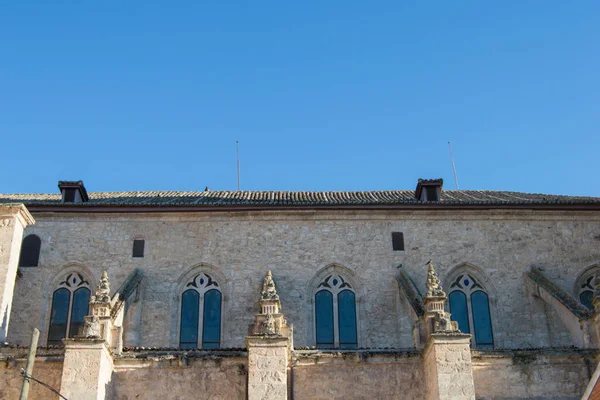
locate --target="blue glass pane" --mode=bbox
[581,290,594,310]
[338,290,357,348]
[202,289,222,348]
[471,291,493,347]
[69,287,90,337]
[315,290,334,348]
[48,288,70,345]
[180,290,199,348]
[449,291,470,334]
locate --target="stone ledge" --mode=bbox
[117,348,248,360]
[472,346,600,359]
[0,345,65,359]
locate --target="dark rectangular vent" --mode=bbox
[64,188,76,203]
[132,240,145,258]
[392,232,405,251]
[425,186,439,201]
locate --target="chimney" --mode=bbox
[415,178,443,201]
[58,181,89,203]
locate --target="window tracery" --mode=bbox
[314,273,357,349]
[180,272,222,349]
[448,272,494,349]
[575,266,599,310]
[48,272,91,345]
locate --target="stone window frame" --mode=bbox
[131,234,146,259]
[574,263,600,311]
[41,264,96,346]
[443,262,498,349]
[307,264,364,349]
[171,263,229,349]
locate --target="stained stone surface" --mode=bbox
[8,209,600,350]
[112,357,248,400]
[0,355,63,399]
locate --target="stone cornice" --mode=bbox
[0,203,35,226]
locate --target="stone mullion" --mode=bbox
[465,290,476,347]
[65,289,74,338]
[198,290,204,348]
[332,290,340,348]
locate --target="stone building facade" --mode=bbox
[1,178,600,399]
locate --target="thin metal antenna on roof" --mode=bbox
[448,141,460,190]
[236,140,241,191]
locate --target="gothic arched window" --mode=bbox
[48,272,91,345]
[575,266,600,311]
[180,272,222,349]
[448,273,494,349]
[18,234,41,267]
[315,274,357,349]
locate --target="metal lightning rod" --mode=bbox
[448,141,459,190]
[236,140,241,191]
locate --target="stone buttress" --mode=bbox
[421,261,476,400]
[246,270,293,400]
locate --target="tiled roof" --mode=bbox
[0,189,599,208]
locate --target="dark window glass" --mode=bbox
[132,240,145,258]
[449,291,470,334]
[48,288,71,345]
[64,188,76,203]
[338,290,357,349]
[18,234,41,267]
[315,290,334,348]
[581,290,594,310]
[471,291,494,348]
[425,186,438,201]
[202,289,222,349]
[392,232,404,251]
[69,287,90,338]
[180,290,199,349]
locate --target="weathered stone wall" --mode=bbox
[0,352,63,399]
[424,334,475,400]
[247,337,288,400]
[292,350,424,399]
[0,347,594,400]
[0,204,33,342]
[112,354,247,400]
[472,349,597,399]
[8,210,600,349]
[60,339,114,400]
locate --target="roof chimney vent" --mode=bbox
[58,180,89,203]
[415,178,443,201]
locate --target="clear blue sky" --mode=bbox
[2,2,599,196]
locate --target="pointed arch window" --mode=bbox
[48,273,91,345]
[576,268,600,310]
[315,274,357,349]
[180,273,222,349]
[19,234,41,267]
[448,273,493,349]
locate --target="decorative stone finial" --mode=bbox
[91,270,111,303]
[249,271,290,337]
[79,315,101,338]
[422,261,459,333]
[261,270,280,302]
[262,313,278,335]
[425,261,446,299]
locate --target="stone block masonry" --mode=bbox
[247,336,289,400]
[424,334,475,400]
[0,204,34,343]
[9,209,600,350]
